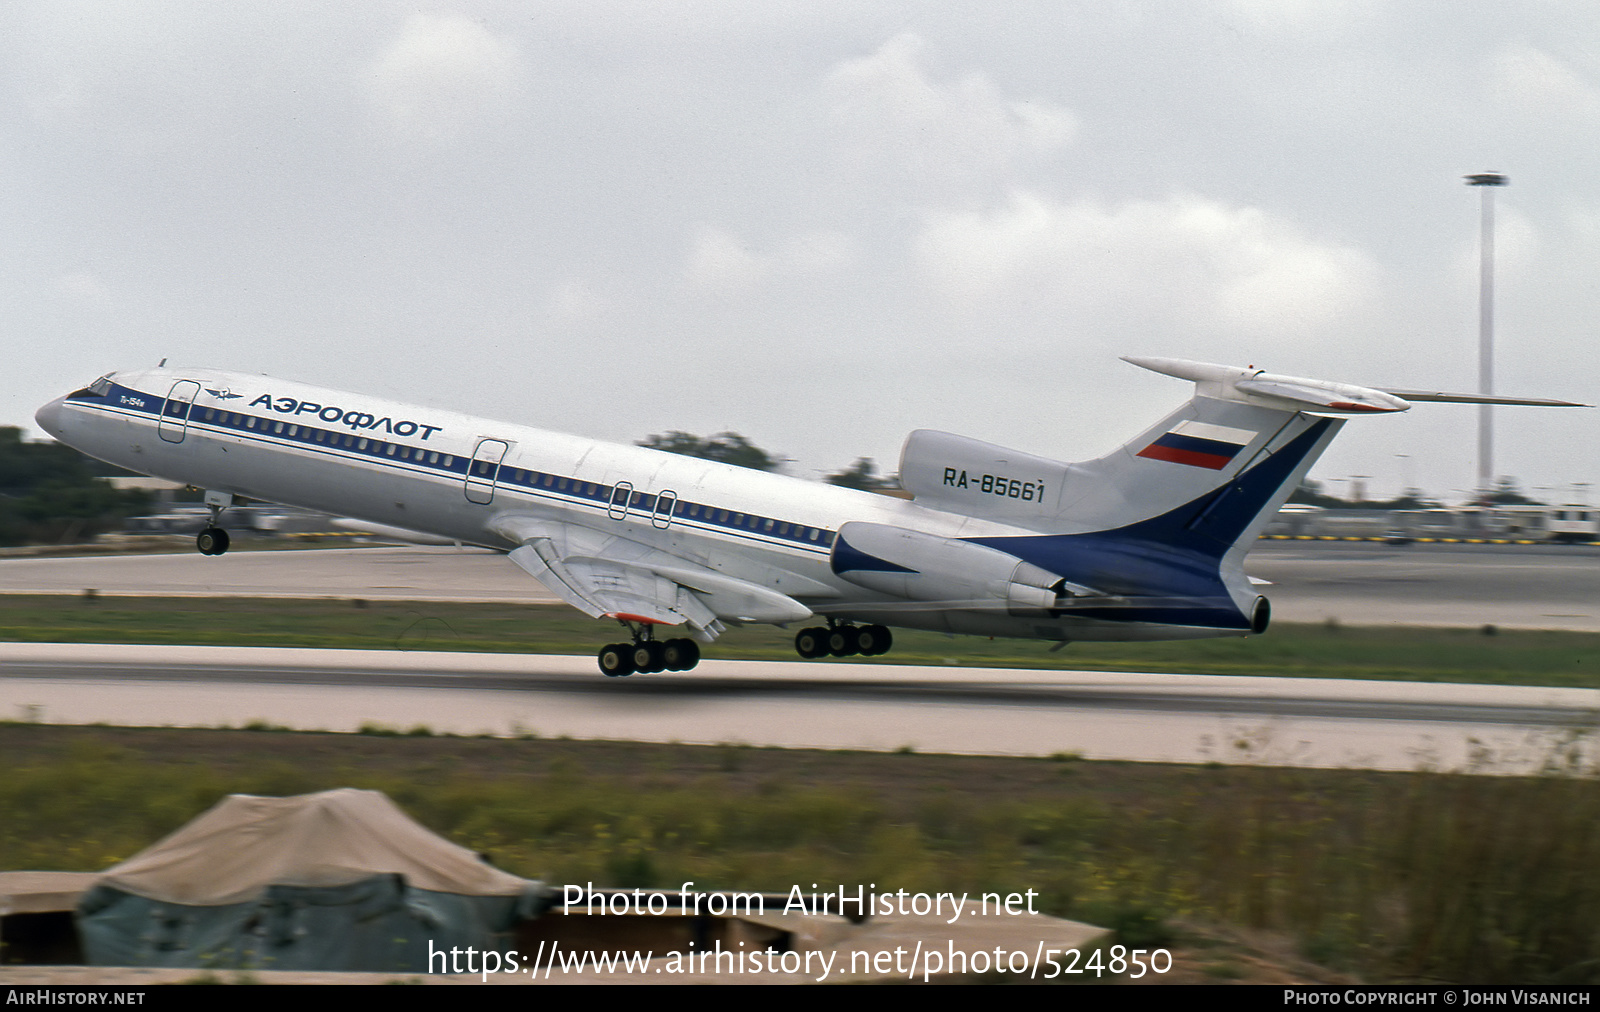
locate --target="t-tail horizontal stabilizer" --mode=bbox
[1122,357,1410,413]
[1123,356,1587,411]
[1378,389,1588,407]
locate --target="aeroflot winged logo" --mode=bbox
[1136,419,1257,470]
[247,393,444,440]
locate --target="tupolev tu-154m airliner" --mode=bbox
[35,358,1579,676]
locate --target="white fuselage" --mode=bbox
[39,367,1094,638]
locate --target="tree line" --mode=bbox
[636,431,900,491]
[0,427,149,546]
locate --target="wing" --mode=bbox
[488,515,813,642]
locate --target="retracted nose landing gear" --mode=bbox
[794,621,892,659]
[597,622,701,677]
[196,491,234,556]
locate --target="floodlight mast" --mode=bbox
[1465,171,1508,500]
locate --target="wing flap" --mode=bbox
[493,515,810,638]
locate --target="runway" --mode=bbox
[1245,541,1600,631]
[3,643,1595,775]
[3,542,1597,773]
[0,545,554,604]
[3,540,1598,629]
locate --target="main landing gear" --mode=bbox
[597,627,702,677]
[196,491,234,556]
[794,621,892,659]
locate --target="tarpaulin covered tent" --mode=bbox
[77,788,549,972]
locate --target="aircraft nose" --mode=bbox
[35,396,67,439]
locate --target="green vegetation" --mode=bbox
[1,595,1597,687]
[1288,475,1542,510]
[0,428,149,546]
[1289,478,1435,511]
[824,457,901,491]
[635,431,779,471]
[2,726,1595,983]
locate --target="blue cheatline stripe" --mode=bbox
[67,384,838,556]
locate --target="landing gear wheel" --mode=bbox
[856,624,893,656]
[598,643,635,677]
[794,627,828,659]
[631,641,667,674]
[197,527,230,556]
[662,638,700,671]
[827,626,860,657]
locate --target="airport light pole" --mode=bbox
[1465,171,1508,501]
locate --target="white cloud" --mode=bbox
[685,227,765,289]
[361,14,527,144]
[823,33,1076,187]
[543,279,603,324]
[1489,42,1600,124]
[775,231,854,274]
[1220,0,1367,32]
[685,226,852,290]
[54,271,112,302]
[915,191,1378,337]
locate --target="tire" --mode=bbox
[794,628,827,659]
[632,642,666,674]
[196,527,230,556]
[663,638,700,671]
[827,627,859,657]
[598,644,634,677]
[857,624,893,656]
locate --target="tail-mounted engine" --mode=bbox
[830,521,1075,615]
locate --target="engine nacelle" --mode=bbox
[1250,595,1271,634]
[830,521,1063,614]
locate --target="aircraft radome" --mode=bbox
[35,359,1580,676]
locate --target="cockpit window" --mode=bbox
[69,374,116,399]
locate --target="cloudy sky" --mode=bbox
[4,2,1596,503]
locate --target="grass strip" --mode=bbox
[2,725,1595,984]
[2,595,1598,687]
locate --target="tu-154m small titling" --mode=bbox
[36,358,1578,676]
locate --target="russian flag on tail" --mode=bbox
[1136,419,1256,470]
